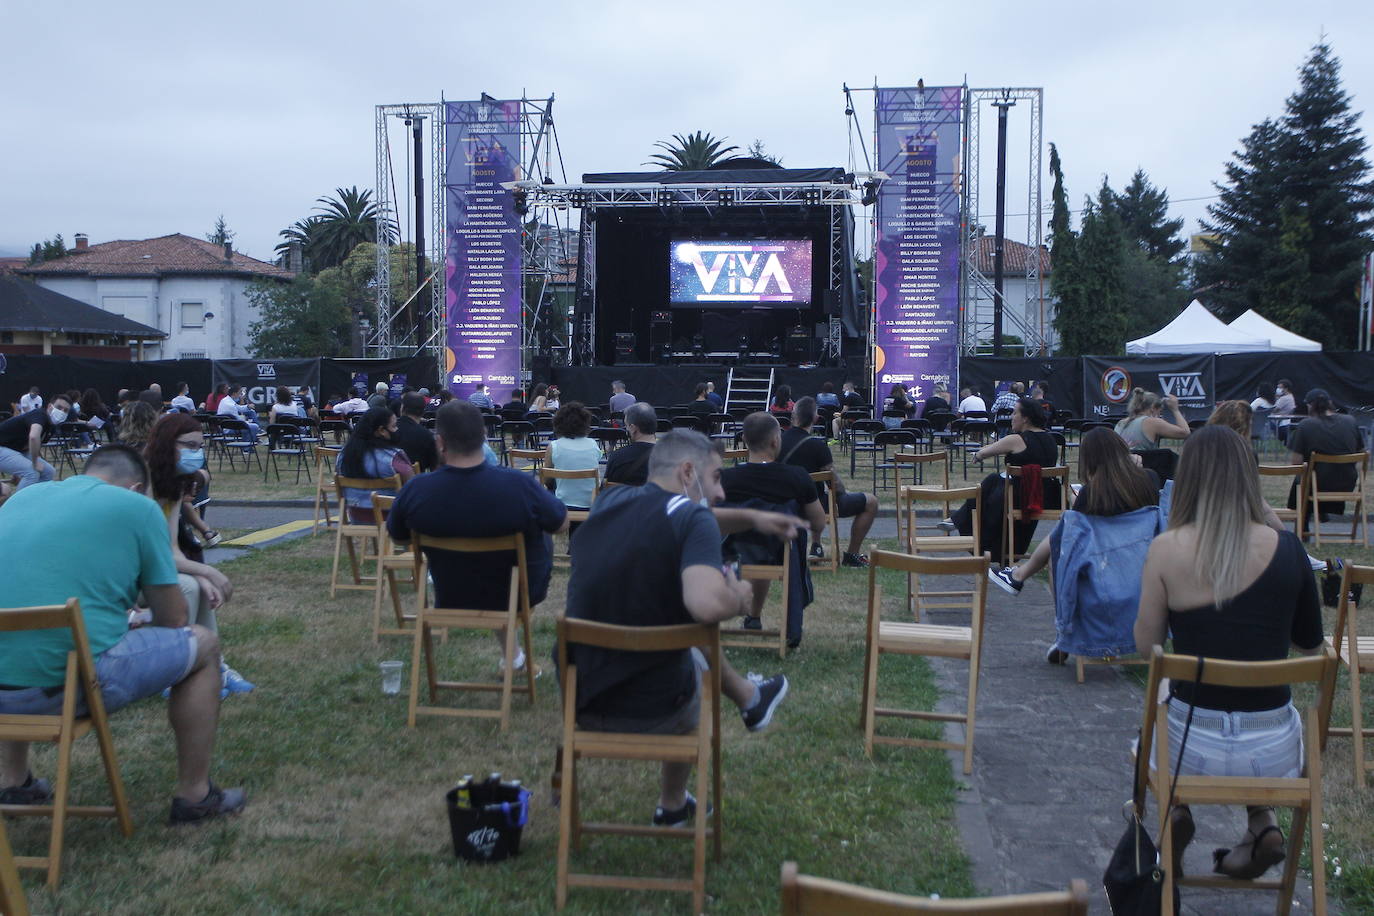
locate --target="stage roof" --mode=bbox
[582,167,849,185]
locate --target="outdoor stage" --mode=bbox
[549,364,852,409]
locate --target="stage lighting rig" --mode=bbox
[801,187,823,206]
[657,188,677,207]
[715,188,735,207]
[860,179,880,207]
[568,190,590,208]
[513,190,529,216]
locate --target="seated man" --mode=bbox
[0,445,244,822]
[603,402,657,487]
[387,401,568,671]
[0,391,71,489]
[563,430,795,825]
[468,382,495,411]
[685,383,716,418]
[721,413,826,642]
[779,397,878,568]
[393,392,439,472]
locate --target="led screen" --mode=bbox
[669,239,813,306]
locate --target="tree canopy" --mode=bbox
[27,234,67,265]
[273,186,397,274]
[205,215,236,247]
[1195,41,1374,348]
[646,131,739,171]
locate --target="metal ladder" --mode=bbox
[725,366,774,412]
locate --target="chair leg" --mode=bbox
[406,614,425,728]
[46,724,76,889]
[962,650,981,776]
[1305,712,1327,916]
[692,708,710,916]
[555,744,575,910]
[1075,657,1086,684]
[1277,806,1306,916]
[862,646,880,757]
[1157,797,1176,916]
[520,615,537,705]
[329,525,346,597]
[1351,650,1366,787]
[498,619,517,733]
[371,566,388,644]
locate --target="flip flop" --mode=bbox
[1212,824,1286,880]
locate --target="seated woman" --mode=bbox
[267,385,303,424]
[116,399,159,450]
[942,397,1061,566]
[1114,388,1190,450]
[770,384,795,417]
[1286,387,1361,524]
[1134,425,1325,880]
[335,407,415,523]
[882,384,915,428]
[545,402,601,520]
[527,383,551,415]
[144,413,253,695]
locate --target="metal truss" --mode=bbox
[825,203,846,361]
[516,181,863,210]
[515,96,569,367]
[369,102,444,359]
[960,87,1047,356]
[573,208,596,366]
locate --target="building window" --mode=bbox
[179,350,207,359]
[180,302,206,328]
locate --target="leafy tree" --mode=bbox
[27,234,67,264]
[1101,170,1185,262]
[646,131,739,171]
[1196,41,1374,347]
[746,139,783,166]
[205,215,236,246]
[245,275,351,358]
[273,187,397,274]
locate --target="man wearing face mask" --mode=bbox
[0,444,247,822]
[0,393,70,489]
[561,430,799,826]
[215,385,260,442]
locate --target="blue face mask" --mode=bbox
[176,448,206,474]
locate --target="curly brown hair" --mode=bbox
[552,401,592,439]
[144,412,203,503]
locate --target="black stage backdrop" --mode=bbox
[550,365,851,409]
[212,359,322,410]
[957,357,1082,417]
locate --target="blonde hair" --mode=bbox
[1125,387,1163,418]
[1168,425,1267,604]
[1207,400,1252,441]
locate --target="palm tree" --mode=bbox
[646,131,739,171]
[275,187,398,273]
[273,216,321,269]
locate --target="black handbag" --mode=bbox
[1103,656,1203,915]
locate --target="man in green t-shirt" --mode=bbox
[0,445,246,824]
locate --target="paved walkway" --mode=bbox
[925,572,1337,915]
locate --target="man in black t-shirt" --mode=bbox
[0,393,69,490]
[565,430,796,825]
[721,412,828,628]
[780,397,878,568]
[392,392,439,472]
[388,401,568,672]
[685,383,716,418]
[603,402,656,487]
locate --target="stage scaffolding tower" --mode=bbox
[960,88,1047,356]
[368,96,566,373]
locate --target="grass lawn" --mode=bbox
[9,531,974,915]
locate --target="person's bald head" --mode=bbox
[742,411,781,458]
[83,444,150,491]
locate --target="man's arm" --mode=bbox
[802,498,827,538]
[712,507,806,538]
[144,583,190,629]
[682,565,751,623]
[27,423,43,466]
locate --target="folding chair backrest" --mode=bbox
[902,484,980,552]
[1331,563,1374,662]
[0,600,95,683]
[894,450,949,488]
[1258,463,1307,538]
[412,533,530,617]
[780,862,1089,915]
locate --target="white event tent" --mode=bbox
[1125,300,1271,355]
[1227,309,1322,352]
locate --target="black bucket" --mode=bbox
[446,774,531,863]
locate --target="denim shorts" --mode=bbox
[1158,701,1304,779]
[0,626,197,718]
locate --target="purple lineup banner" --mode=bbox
[444,99,523,403]
[873,86,963,406]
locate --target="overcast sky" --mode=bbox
[3,0,1370,262]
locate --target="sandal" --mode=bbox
[1212,824,1286,880]
[1169,808,1195,879]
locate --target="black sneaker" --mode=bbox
[786,637,801,650]
[988,567,1022,595]
[842,552,869,568]
[740,674,789,732]
[1045,644,1069,665]
[936,518,957,533]
[0,773,52,805]
[169,782,247,825]
[742,615,762,631]
[809,543,824,560]
[652,791,712,827]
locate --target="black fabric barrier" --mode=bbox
[322,355,437,401]
[212,359,322,410]
[549,364,852,410]
[1213,351,1374,409]
[958,357,1083,417]
[1082,354,1215,416]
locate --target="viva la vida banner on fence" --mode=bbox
[443,99,523,403]
[1081,355,1215,416]
[873,86,964,406]
[211,359,321,409]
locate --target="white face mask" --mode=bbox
[683,468,711,509]
[49,406,68,424]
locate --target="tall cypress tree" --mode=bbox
[1104,170,1186,263]
[1197,42,1374,347]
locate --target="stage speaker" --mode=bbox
[650,312,672,354]
[784,327,814,363]
[821,288,841,315]
[614,332,636,362]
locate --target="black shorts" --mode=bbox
[822,490,868,519]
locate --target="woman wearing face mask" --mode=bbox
[143,413,254,696]
[336,407,415,523]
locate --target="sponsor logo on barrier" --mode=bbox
[1100,367,1132,403]
[1159,372,1207,401]
[256,363,277,381]
[880,373,915,384]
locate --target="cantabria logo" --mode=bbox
[1100,367,1132,403]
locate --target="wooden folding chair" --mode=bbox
[901,485,980,621]
[555,617,723,914]
[808,471,840,573]
[406,534,536,731]
[1307,451,1368,547]
[310,445,340,535]
[1003,465,1069,566]
[539,467,601,566]
[861,551,990,774]
[723,447,748,464]
[0,600,133,889]
[893,450,949,546]
[507,447,545,473]
[1257,463,1306,541]
[1139,646,1337,916]
[780,862,1089,914]
[0,814,27,916]
[1322,562,1374,786]
[722,539,793,658]
[368,493,417,643]
[329,474,401,596]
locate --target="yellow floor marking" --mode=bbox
[222,519,315,547]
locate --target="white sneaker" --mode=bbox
[1308,553,1327,572]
